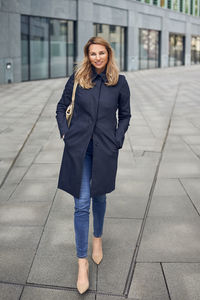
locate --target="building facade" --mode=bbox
[0,0,200,84]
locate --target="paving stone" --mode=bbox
[137,216,200,262]
[0,283,23,300]
[182,135,200,145]
[190,145,200,157]
[24,163,59,179]
[27,214,97,290]
[5,166,27,184]
[0,182,18,202]
[106,195,147,219]
[9,179,57,202]
[113,179,153,198]
[0,226,43,283]
[158,159,200,178]
[148,195,198,217]
[97,218,142,294]
[35,149,63,164]
[0,202,51,225]
[128,263,169,300]
[162,263,200,300]
[21,286,95,300]
[96,295,132,300]
[153,178,185,196]
[180,178,200,213]
[117,165,156,180]
[15,151,38,167]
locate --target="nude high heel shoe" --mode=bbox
[92,237,103,265]
[76,258,89,294]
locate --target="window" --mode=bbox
[169,33,185,67]
[94,23,127,71]
[191,36,200,64]
[21,15,75,81]
[139,29,161,70]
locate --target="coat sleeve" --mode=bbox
[116,75,131,148]
[55,73,74,138]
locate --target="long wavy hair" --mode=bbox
[74,36,119,89]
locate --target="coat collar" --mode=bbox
[91,65,108,83]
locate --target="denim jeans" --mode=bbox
[74,139,106,258]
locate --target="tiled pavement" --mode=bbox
[0,65,200,300]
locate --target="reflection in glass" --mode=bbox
[67,21,74,74]
[50,19,67,78]
[139,30,148,69]
[94,23,126,71]
[139,29,160,70]
[21,15,29,81]
[169,34,185,67]
[191,36,200,65]
[30,17,49,80]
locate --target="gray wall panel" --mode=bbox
[0,11,8,58]
[138,12,162,30]
[0,0,20,13]
[29,0,76,20]
[8,13,21,58]
[93,4,128,26]
[191,23,200,35]
[168,19,186,34]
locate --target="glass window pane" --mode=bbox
[21,15,29,81]
[169,34,175,66]
[197,37,200,64]
[176,36,184,66]
[148,30,157,69]
[67,21,74,75]
[110,25,121,69]
[120,27,125,71]
[191,36,196,64]
[30,17,49,80]
[50,19,67,78]
[94,23,126,71]
[139,29,148,70]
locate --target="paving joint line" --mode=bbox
[179,136,200,160]
[160,263,172,300]
[178,178,200,217]
[123,82,182,297]
[0,280,129,298]
[0,89,55,189]
[24,188,58,287]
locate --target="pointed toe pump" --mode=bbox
[77,259,89,294]
[92,237,103,265]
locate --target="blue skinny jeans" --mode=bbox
[74,139,106,258]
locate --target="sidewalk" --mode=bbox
[0,65,200,300]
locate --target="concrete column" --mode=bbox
[161,16,169,67]
[76,0,94,64]
[0,11,21,83]
[127,9,139,71]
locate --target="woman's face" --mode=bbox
[88,44,108,74]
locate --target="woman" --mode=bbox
[56,36,131,294]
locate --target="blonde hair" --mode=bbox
[74,36,119,89]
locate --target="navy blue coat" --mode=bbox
[56,66,131,198]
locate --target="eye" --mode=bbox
[90,53,96,56]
